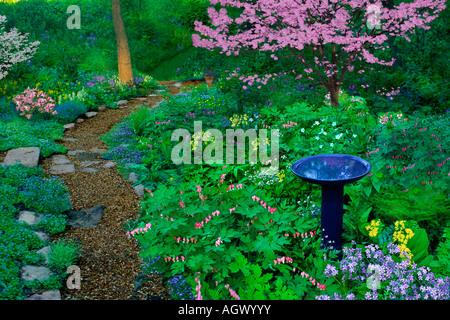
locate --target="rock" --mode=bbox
[3,147,40,167]
[98,105,106,111]
[89,148,108,154]
[49,164,75,174]
[18,211,44,226]
[21,265,51,282]
[134,184,144,197]
[64,123,75,129]
[117,100,128,106]
[37,245,52,264]
[25,290,61,300]
[69,205,105,228]
[101,161,116,168]
[77,153,99,161]
[34,231,50,242]
[51,155,71,165]
[148,94,159,97]
[80,161,101,167]
[85,111,98,118]
[67,150,86,156]
[76,118,85,123]
[128,172,139,184]
[81,168,99,173]
[63,138,79,142]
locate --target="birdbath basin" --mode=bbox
[291,154,371,258]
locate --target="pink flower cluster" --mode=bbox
[251,195,277,214]
[215,237,222,247]
[401,164,416,172]
[224,284,240,300]
[196,185,207,201]
[144,188,154,196]
[285,230,317,238]
[282,121,298,128]
[164,255,186,262]
[226,183,243,192]
[273,256,293,265]
[126,223,152,238]
[195,274,202,300]
[13,88,56,119]
[173,236,197,244]
[299,271,326,291]
[366,148,380,157]
[155,119,171,125]
[195,210,221,228]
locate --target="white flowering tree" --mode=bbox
[0,15,40,80]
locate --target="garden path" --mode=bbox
[39,80,201,300]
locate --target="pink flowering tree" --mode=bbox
[0,15,40,80]
[192,0,446,107]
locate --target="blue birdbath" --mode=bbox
[291,154,371,259]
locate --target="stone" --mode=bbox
[51,155,71,165]
[37,245,52,264]
[101,161,116,168]
[128,172,139,184]
[81,168,99,173]
[117,100,128,106]
[148,94,159,97]
[69,205,105,228]
[63,138,79,142]
[76,118,85,123]
[89,147,108,154]
[18,211,44,226]
[98,105,106,111]
[67,150,86,156]
[25,290,61,300]
[3,147,40,167]
[34,231,50,242]
[77,153,99,161]
[80,161,101,167]
[49,164,75,174]
[134,184,144,197]
[85,111,98,118]
[64,123,75,129]
[21,265,51,282]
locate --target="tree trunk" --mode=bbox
[329,85,340,107]
[111,0,134,87]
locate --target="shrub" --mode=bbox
[54,100,88,124]
[13,87,56,119]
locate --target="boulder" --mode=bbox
[69,205,105,228]
[134,184,144,197]
[3,147,40,167]
[18,211,44,226]
[21,265,52,282]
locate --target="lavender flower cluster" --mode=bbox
[316,243,450,300]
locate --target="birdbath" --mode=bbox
[291,154,371,259]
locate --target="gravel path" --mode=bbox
[36,80,203,300]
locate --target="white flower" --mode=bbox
[301,128,305,133]
[353,134,357,138]
[332,122,337,126]
[330,143,334,147]
[315,136,320,140]
[319,145,323,149]
[336,133,343,140]
[314,121,320,125]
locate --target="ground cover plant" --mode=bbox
[0,164,73,300]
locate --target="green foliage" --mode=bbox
[47,240,80,274]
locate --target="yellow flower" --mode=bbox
[365,219,381,238]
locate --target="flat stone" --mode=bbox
[89,148,108,154]
[80,161,101,167]
[25,290,61,300]
[18,211,44,226]
[68,150,86,156]
[21,265,51,282]
[101,161,116,168]
[37,245,52,264]
[77,153,99,161]
[69,205,105,228]
[63,138,79,142]
[51,155,71,165]
[34,231,50,242]
[148,94,159,97]
[64,123,75,129]
[49,164,75,174]
[128,172,139,184]
[134,184,144,197]
[3,147,40,167]
[76,118,85,123]
[81,168,99,173]
[117,100,128,106]
[85,111,98,118]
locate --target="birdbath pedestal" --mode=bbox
[291,154,371,259]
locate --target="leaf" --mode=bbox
[364,186,372,197]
